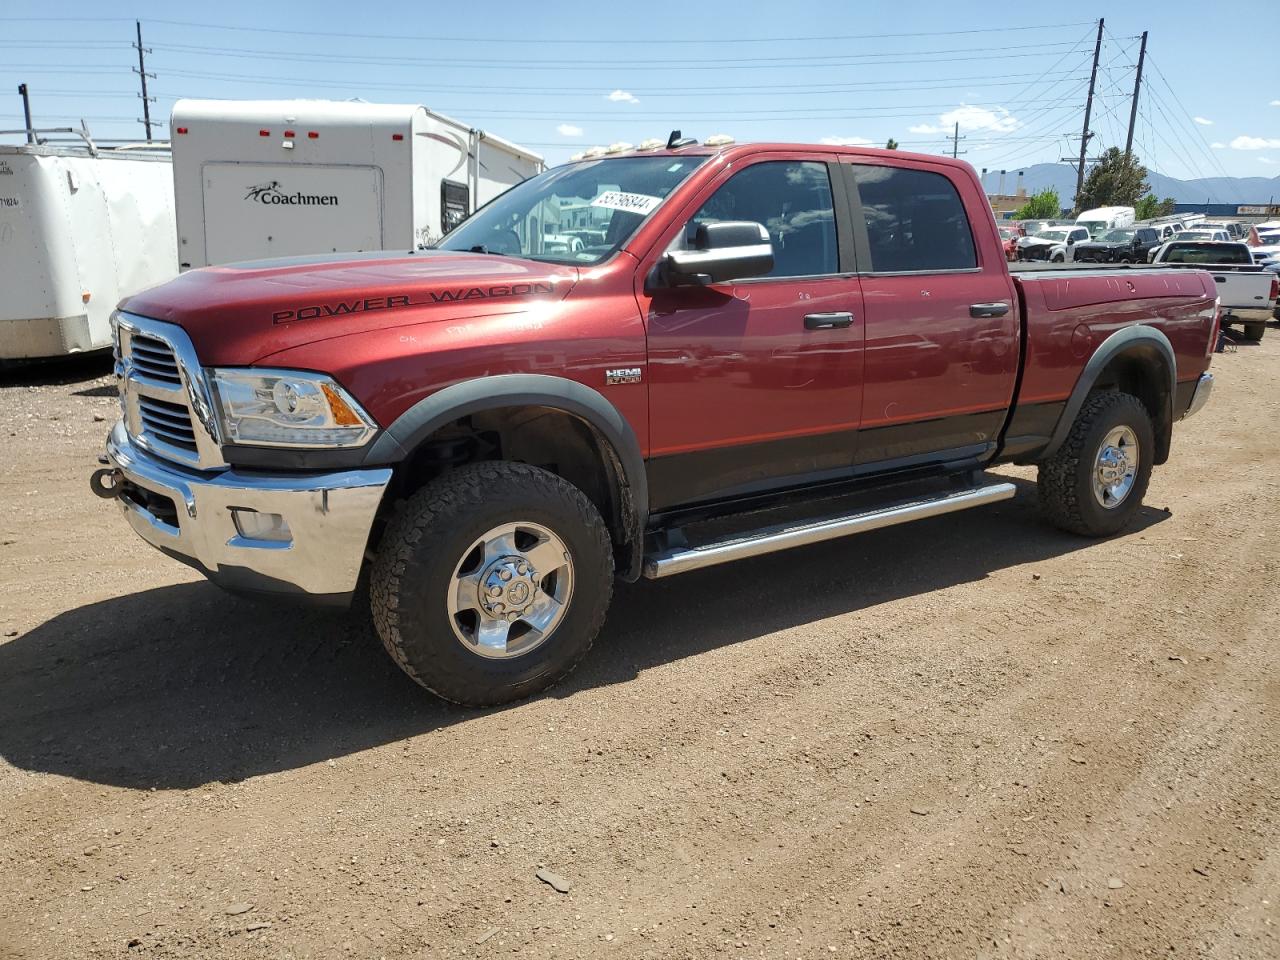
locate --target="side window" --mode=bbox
[1073,228,1089,243]
[851,164,976,273]
[687,161,837,279]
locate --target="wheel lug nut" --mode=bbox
[489,586,502,597]
[499,569,512,581]
[493,602,505,613]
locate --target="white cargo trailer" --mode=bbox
[170,99,544,269]
[0,131,177,359]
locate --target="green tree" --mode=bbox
[1134,193,1177,219]
[885,138,899,150]
[1011,187,1062,221]
[1075,147,1150,213]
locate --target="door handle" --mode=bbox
[804,312,854,330]
[969,302,1011,318]
[1214,276,1226,283]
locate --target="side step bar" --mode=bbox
[642,481,1017,579]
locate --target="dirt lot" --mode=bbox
[1,332,1277,960]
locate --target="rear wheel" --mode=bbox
[1037,391,1154,537]
[371,461,614,706]
[1242,322,1266,341]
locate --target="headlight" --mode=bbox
[208,369,377,448]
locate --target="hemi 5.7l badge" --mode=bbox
[605,367,643,385]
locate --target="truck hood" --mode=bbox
[120,250,579,366]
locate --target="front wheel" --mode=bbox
[1051,253,1065,263]
[1037,392,1155,537]
[370,462,614,706]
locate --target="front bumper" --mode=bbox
[1182,372,1214,420]
[101,421,392,603]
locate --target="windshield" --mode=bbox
[1098,230,1135,242]
[1034,229,1071,241]
[1078,220,1107,237]
[1180,231,1216,241]
[1161,242,1250,264]
[438,155,708,264]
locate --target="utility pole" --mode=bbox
[17,83,34,142]
[1124,30,1148,160]
[1075,18,1105,205]
[951,121,966,159]
[132,20,155,142]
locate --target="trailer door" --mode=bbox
[201,163,383,265]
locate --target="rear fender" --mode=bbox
[1041,324,1177,464]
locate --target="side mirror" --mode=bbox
[662,221,774,286]
[1067,237,1075,246]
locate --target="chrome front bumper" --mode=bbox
[1183,372,1214,420]
[101,421,391,603]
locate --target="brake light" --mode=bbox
[175,127,188,135]
[392,133,404,141]
[308,131,319,139]
[259,129,270,137]
[1270,276,1278,301]
[283,130,295,139]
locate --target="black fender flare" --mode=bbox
[363,374,648,567]
[1041,324,1177,462]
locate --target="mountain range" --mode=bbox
[978,163,1280,206]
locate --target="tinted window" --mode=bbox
[687,161,837,278]
[1161,242,1251,264]
[851,165,976,272]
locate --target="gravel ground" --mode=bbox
[1,331,1277,959]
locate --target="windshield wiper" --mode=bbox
[468,244,491,254]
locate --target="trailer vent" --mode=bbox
[137,395,198,452]
[129,335,183,385]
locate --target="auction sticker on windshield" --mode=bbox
[591,191,662,215]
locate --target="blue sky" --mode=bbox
[2,0,1277,182]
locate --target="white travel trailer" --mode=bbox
[170,99,544,269]
[0,129,177,359]
[1075,205,1136,238]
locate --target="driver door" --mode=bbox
[637,156,865,511]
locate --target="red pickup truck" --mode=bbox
[92,139,1218,705]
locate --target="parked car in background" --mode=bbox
[90,140,1220,705]
[1073,227,1162,264]
[997,223,1023,261]
[1076,206,1135,238]
[1016,225,1090,262]
[1152,229,1230,257]
[1016,218,1072,236]
[1153,240,1278,340]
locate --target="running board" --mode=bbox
[642,481,1017,579]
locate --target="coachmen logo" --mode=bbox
[245,180,339,206]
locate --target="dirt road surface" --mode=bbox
[1,333,1277,960]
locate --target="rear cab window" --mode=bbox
[849,165,976,273]
[1161,242,1252,265]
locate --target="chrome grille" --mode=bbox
[115,312,225,470]
[137,395,198,452]
[128,335,182,385]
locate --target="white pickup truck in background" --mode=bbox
[1152,240,1279,341]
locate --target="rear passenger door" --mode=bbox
[842,159,1019,468]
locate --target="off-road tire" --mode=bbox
[371,461,614,706]
[1037,391,1155,537]
[1242,322,1265,342]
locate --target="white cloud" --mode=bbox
[1193,116,1213,126]
[1210,142,1226,149]
[1260,157,1278,165]
[606,89,639,104]
[1230,135,1280,150]
[909,104,1019,136]
[556,123,583,137]
[1271,100,1280,107]
[819,136,873,146]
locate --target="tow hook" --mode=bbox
[89,467,124,500]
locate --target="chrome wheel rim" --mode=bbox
[446,521,574,659]
[1092,425,1139,509]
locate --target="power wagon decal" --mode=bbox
[271,282,558,323]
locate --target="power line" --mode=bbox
[0,16,1098,45]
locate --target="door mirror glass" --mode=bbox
[663,221,775,286]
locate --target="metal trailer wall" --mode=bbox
[0,149,176,359]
